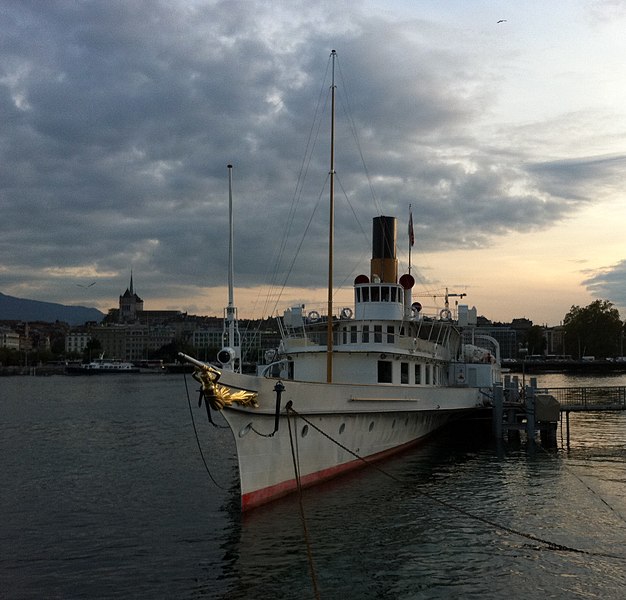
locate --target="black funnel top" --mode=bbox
[372,216,396,259]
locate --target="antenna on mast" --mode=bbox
[408,204,414,275]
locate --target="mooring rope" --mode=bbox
[287,410,321,600]
[286,405,626,562]
[183,373,227,490]
[540,407,625,524]
[539,439,626,526]
[562,462,626,525]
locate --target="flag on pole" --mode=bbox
[408,210,415,247]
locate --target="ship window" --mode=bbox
[371,286,380,302]
[362,287,370,302]
[391,288,397,302]
[377,360,392,383]
[374,325,382,343]
[350,326,357,343]
[342,327,347,344]
[387,325,394,343]
[381,286,389,302]
[415,364,422,384]
[356,289,361,302]
[401,362,409,384]
[362,325,370,343]
[425,365,431,385]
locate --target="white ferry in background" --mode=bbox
[66,356,140,375]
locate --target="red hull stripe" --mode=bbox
[241,436,424,510]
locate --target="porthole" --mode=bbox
[369,421,375,432]
[301,425,309,438]
[238,423,252,438]
[339,423,346,434]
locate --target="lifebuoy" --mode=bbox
[308,310,320,322]
[340,307,353,319]
[439,309,452,320]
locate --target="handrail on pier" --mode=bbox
[542,386,626,411]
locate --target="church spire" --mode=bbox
[129,270,134,295]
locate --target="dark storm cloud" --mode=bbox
[0,0,619,313]
[526,153,626,202]
[582,261,626,312]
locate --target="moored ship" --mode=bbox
[180,51,502,510]
[181,213,501,509]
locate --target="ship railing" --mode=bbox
[258,358,291,378]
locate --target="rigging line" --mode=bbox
[288,409,322,600]
[338,55,420,284]
[332,172,371,292]
[267,173,330,317]
[260,57,334,320]
[286,405,626,562]
[266,95,325,300]
[183,373,227,490]
[253,91,328,321]
[335,172,369,242]
[333,248,370,298]
[335,57,384,218]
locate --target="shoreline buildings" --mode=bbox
[68,275,277,363]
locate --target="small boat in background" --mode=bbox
[66,356,140,375]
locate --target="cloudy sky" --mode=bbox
[2,0,626,326]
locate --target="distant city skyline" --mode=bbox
[0,286,591,330]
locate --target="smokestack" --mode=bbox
[370,216,398,283]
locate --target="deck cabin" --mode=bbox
[262,216,500,389]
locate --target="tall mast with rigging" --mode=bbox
[326,50,337,383]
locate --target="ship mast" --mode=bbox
[326,50,336,383]
[218,164,242,373]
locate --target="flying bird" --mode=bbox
[76,281,97,288]
[497,19,507,23]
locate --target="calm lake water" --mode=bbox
[1,372,625,599]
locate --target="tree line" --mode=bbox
[561,299,625,359]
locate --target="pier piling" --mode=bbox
[490,381,626,446]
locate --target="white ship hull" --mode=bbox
[215,370,482,510]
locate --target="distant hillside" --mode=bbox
[0,292,104,326]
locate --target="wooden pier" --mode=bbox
[491,377,626,447]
